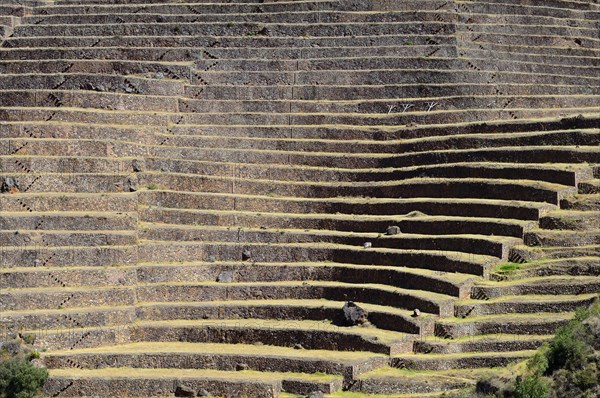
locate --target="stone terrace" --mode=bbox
[0,0,598,396]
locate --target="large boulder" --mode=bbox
[342,301,369,326]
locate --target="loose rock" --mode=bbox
[175,385,195,397]
[1,177,19,193]
[236,363,249,371]
[125,176,138,192]
[386,225,401,235]
[132,159,144,172]
[216,271,234,283]
[242,249,252,261]
[342,301,369,326]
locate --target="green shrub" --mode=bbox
[545,306,593,374]
[19,336,34,347]
[24,352,39,362]
[0,356,48,398]
[514,375,548,398]
[528,347,549,376]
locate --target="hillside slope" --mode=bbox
[0,0,598,396]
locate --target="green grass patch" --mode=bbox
[494,262,523,275]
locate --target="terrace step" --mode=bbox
[539,210,600,230]
[28,319,417,354]
[177,110,600,128]
[0,230,137,247]
[0,298,430,336]
[43,367,338,397]
[413,334,552,354]
[2,118,596,143]
[188,82,600,101]
[138,175,577,205]
[0,74,184,96]
[177,96,600,114]
[139,191,555,221]
[0,265,138,290]
[510,244,600,263]
[11,21,455,38]
[2,261,473,297]
[0,211,137,230]
[140,159,591,187]
[454,293,598,317]
[579,178,600,194]
[434,312,574,338]
[525,229,600,247]
[33,1,370,16]
[145,129,600,155]
[561,193,600,211]
[390,350,536,370]
[508,257,600,278]
[0,156,138,174]
[351,367,477,396]
[473,275,600,298]
[0,90,179,112]
[135,299,432,334]
[188,69,600,87]
[0,285,136,311]
[0,59,191,76]
[0,45,457,62]
[135,280,456,316]
[140,223,520,259]
[139,206,534,239]
[43,342,386,383]
[22,11,460,26]
[0,305,136,332]
[137,239,497,276]
[0,244,138,268]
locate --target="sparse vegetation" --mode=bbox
[494,262,523,275]
[0,339,48,398]
[0,356,48,398]
[475,300,600,398]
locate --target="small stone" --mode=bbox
[33,259,41,267]
[412,309,421,318]
[242,249,252,261]
[197,389,210,397]
[154,72,165,79]
[175,385,196,397]
[1,177,19,193]
[386,226,401,235]
[257,27,271,36]
[207,255,216,263]
[293,343,304,350]
[363,242,372,249]
[235,363,249,371]
[125,176,138,192]
[216,271,234,283]
[307,391,325,398]
[132,159,144,172]
[342,301,369,326]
